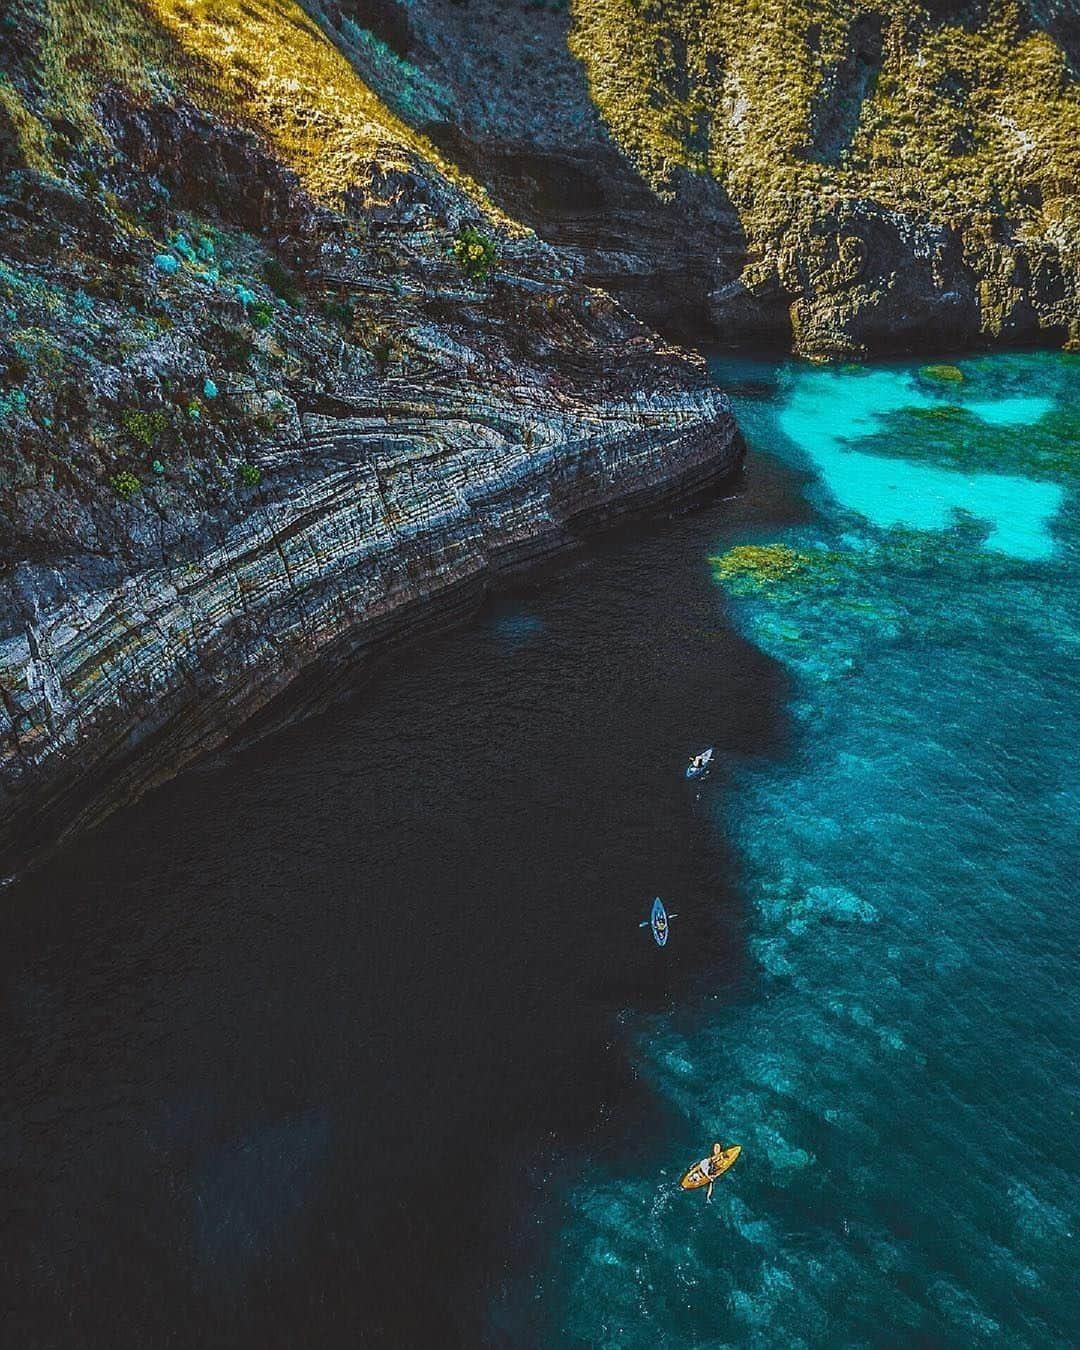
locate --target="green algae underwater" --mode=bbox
[529,351,1079,1347]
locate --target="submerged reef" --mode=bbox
[0,0,742,874]
[710,545,820,592]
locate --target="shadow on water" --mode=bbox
[0,452,809,1347]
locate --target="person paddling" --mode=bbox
[679,1141,741,1198]
[685,748,714,781]
[701,1142,724,1202]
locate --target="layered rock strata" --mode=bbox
[1,352,737,877]
[0,4,740,874]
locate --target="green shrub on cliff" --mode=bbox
[247,299,275,329]
[323,298,355,327]
[109,470,140,498]
[120,407,166,445]
[218,326,256,366]
[0,387,28,420]
[451,225,498,281]
[263,258,300,306]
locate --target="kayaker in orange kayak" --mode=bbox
[680,1142,741,1202]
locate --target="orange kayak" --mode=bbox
[680,1144,741,1190]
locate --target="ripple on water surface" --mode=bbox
[541,353,1079,1347]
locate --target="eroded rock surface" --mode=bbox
[0,3,740,873]
[324,0,1079,357]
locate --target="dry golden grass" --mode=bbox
[40,0,179,132]
[32,0,514,223]
[144,0,466,208]
[0,79,54,173]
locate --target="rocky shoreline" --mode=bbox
[0,1,752,876]
[351,0,1078,358]
[1,352,740,878]
[0,89,743,876]
[3,0,1075,873]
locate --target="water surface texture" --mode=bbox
[0,450,788,1346]
[1,354,1076,1348]
[541,352,1079,1347]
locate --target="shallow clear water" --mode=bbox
[538,352,1079,1347]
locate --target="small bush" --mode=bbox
[120,407,166,445]
[109,470,140,499]
[219,326,255,366]
[0,387,28,419]
[263,258,301,306]
[239,462,262,487]
[248,299,274,330]
[451,225,498,281]
[170,233,198,263]
[324,299,355,326]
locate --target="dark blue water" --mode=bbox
[1,353,1076,1347]
[0,455,788,1346]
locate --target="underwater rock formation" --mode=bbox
[0,0,741,873]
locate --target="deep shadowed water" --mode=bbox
[0,442,792,1346]
[1,352,1077,1348]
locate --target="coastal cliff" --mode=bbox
[331,0,1079,357]
[4,0,1075,870]
[0,0,741,874]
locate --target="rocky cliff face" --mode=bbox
[4,0,1074,871]
[300,0,749,340]
[0,0,741,874]
[322,0,1078,358]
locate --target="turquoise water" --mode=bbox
[539,353,1079,1346]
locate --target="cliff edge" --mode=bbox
[0,0,741,874]
[329,0,1079,357]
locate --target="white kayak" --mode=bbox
[685,747,715,780]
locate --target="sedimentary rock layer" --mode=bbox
[0,3,741,874]
[1,355,738,876]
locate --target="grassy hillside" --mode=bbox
[0,0,545,590]
[566,0,1078,350]
[0,0,510,218]
[568,0,1077,235]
